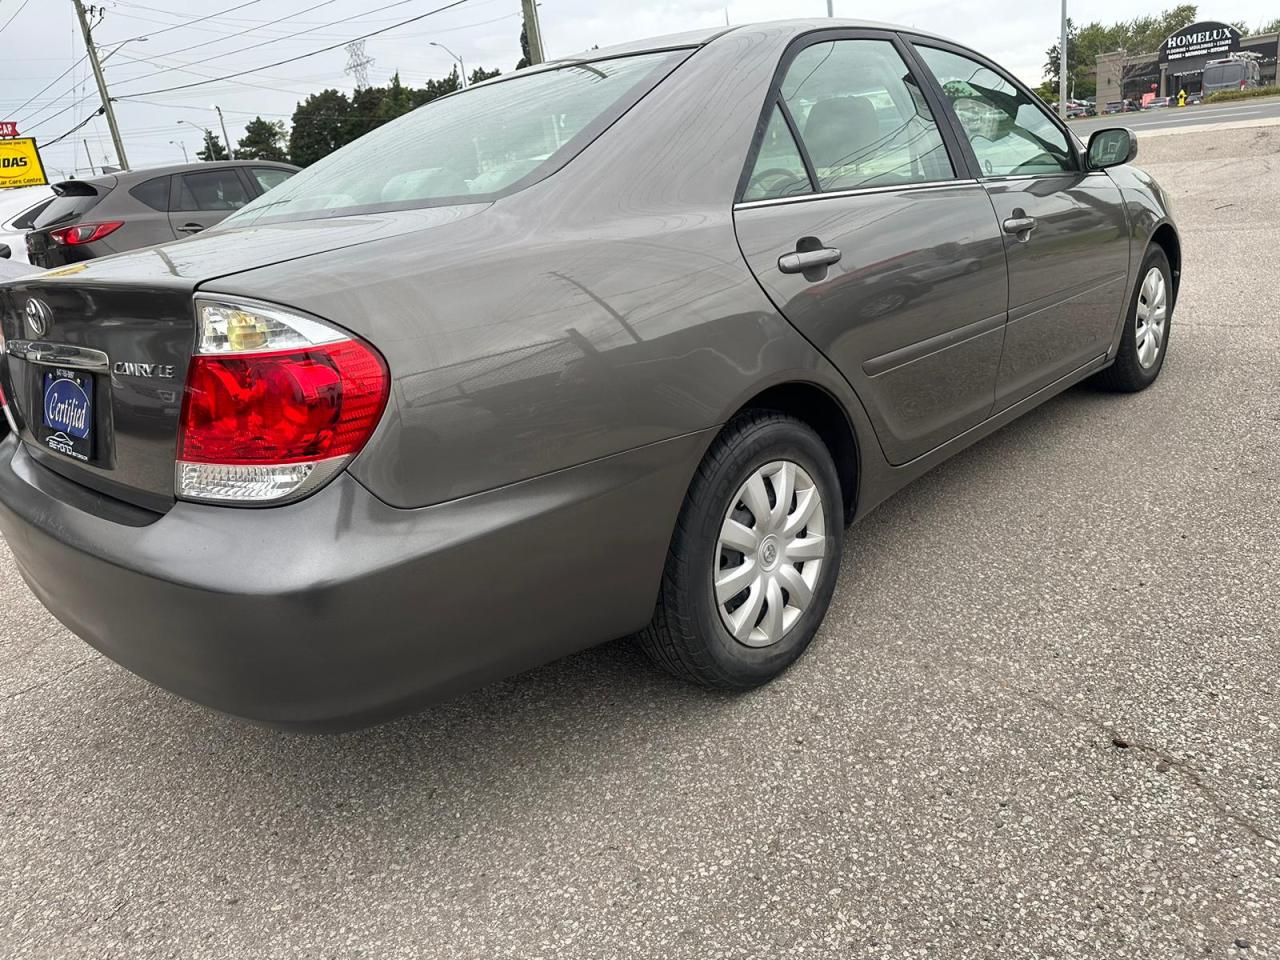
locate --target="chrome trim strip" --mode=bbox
[734,179,980,210]
[4,340,109,372]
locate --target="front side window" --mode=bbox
[777,39,954,192]
[915,45,1075,177]
[225,50,685,226]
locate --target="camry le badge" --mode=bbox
[25,298,52,338]
[113,361,177,379]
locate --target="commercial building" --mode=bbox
[1095,20,1278,103]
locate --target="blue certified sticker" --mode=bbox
[43,376,92,440]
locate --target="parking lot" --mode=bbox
[2,122,1277,959]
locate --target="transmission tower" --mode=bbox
[345,40,375,89]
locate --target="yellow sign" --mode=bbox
[0,138,49,189]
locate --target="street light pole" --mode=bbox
[177,120,213,161]
[429,42,467,88]
[1059,0,1069,118]
[827,0,834,16]
[212,104,232,158]
[170,140,189,163]
[71,0,129,170]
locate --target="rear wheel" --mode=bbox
[1093,245,1172,392]
[637,410,844,690]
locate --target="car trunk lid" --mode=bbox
[0,203,488,511]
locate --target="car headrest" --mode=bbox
[804,96,879,173]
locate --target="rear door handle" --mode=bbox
[1002,216,1037,241]
[778,247,842,274]
[177,223,205,234]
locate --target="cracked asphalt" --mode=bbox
[2,125,1278,959]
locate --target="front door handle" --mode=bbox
[778,247,842,275]
[177,223,205,234]
[1002,215,1037,242]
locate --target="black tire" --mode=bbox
[637,410,844,690]
[1092,245,1173,392]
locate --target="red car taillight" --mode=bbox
[49,221,124,245]
[176,297,389,505]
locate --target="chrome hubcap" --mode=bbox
[1135,267,1168,370]
[714,460,827,648]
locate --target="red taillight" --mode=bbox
[49,221,124,246]
[176,297,390,504]
[178,341,387,466]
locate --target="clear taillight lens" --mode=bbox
[176,297,389,505]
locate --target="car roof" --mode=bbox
[51,159,298,193]
[552,18,956,62]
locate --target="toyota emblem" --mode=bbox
[25,298,52,338]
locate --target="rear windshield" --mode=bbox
[224,49,687,226]
[1203,64,1238,86]
[34,185,107,229]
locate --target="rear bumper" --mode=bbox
[0,432,709,730]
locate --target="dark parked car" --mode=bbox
[24,160,298,268]
[0,21,1180,729]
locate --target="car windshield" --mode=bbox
[224,50,686,226]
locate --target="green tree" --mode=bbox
[1242,18,1280,35]
[234,117,288,162]
[470,66,501,85]
[289,89,352,166]
[195,133,229,161]
[1044,4,1201,97]
[516,23,531,69]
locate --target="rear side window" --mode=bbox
[250,167,293,193]
[743,107,811,201]
[11,198,52,231]
[225,49,687,225]
[176,170,252,211]
[777,39,954,192]
[33,187,104,229]
[129,176,171,212]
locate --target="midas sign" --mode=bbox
[0,138,49,189]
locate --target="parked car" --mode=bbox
[1102,99,1138,115]
[24,160,298,269]
[1145,97,1172,109]
[0,20,1180,730]
[0,185,55,265]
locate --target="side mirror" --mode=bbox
[0,244,10,260]
[1087,128,1138,170]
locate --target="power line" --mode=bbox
[114,0,477,100]
[109,0,348,73]
[2,56,88,122]
[110,0,474,89]
[98,0,275,44]
[0,0,33,37]
[38,106,104,149]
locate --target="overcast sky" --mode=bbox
[2,0,1276,179]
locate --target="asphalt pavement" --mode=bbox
[2,123,1278,959]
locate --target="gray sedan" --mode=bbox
[0,20,1179,729]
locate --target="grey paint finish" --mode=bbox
[0,429,713,729]
[983,173,1132,409]
[0,20,1181,726]
[734,183,1010,465]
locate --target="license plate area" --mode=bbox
[37,367,95,463]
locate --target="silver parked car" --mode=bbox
[0,21,1179,729]
[25,160,298,269]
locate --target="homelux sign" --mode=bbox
[1159,21,1242,62]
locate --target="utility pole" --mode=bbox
[213,105,231,158]
[521,0,545,65]
[1059,0,1069,118]
[827,0,834,16]
[82,139,95,175]
[72,0,129,170]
